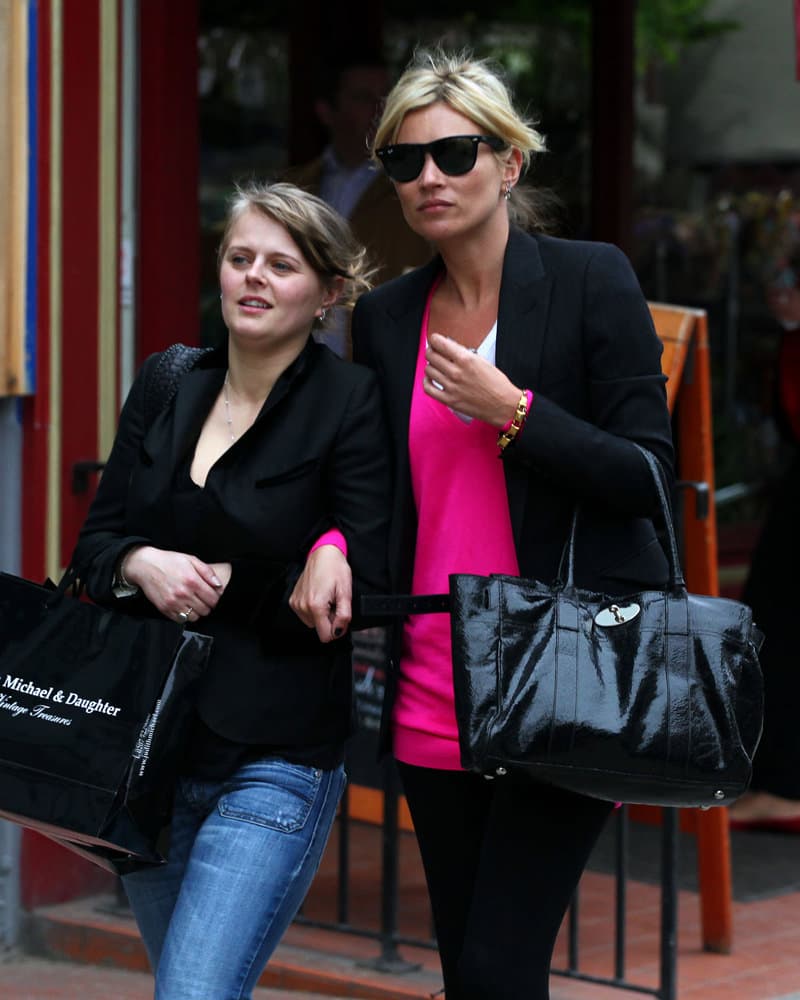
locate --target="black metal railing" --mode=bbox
[295,758,678,1000]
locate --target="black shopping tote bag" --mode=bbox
[0,570,212,872]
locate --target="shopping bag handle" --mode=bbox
[43,563,86,606]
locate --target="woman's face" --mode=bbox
[389,101,519,246]
[219,208,334,349]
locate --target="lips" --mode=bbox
[419,200,451,211]
[239,297,270,309]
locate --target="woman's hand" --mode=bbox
[121,545,226,624]
[289,544,352,643]
[424,333,521,426]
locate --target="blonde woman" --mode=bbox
[351,51,675,999]
[72,182,390,998]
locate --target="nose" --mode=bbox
[417,152,444,186]
[245,257,267,282]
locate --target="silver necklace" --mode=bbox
[222,372,236,443]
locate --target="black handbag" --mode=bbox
[0,569,212,872]
[364,447,764,808]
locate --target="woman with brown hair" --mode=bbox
[72,181,390,998]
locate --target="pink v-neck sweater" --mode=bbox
[392,283,520,770]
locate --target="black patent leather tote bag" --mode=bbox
[449,447,764,807]
[0,569,212,872]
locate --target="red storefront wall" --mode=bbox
[19,0,198,908]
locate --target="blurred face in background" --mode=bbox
[766,281,800,330]
[317,66,389,167]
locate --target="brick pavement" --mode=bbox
[10,818,800,999]
[0,952,335,1000]
[18,881,800,1000]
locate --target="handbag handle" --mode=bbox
[558,445,686,594]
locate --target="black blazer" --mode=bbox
[72,340,391,748]
[352,228,675,745]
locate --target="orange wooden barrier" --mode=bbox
[348,302,734,951]
[648,302,733,954]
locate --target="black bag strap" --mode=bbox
[142,343,212,430]
[635,445,685,590]
[558,445,685,592]
[44,562,84,606]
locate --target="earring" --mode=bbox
[504,183,512,201]
[319,308,327,321]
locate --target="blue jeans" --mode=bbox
[122,757,346,999]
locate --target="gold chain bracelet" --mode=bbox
[497,390,530,452]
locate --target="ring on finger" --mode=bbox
[431,377,445,391]
[177,606,193,624]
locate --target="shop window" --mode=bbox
[199,10,290,345]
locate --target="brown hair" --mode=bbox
[218,181,374,318]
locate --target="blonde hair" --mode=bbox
[372,49,549,231]
[374,50,545,167]
[218,181,374,319]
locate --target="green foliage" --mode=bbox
[390,0,739,69]
[635,0,739,66]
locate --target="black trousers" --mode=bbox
[398,762,612,1000]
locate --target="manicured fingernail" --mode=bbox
[211,576,222,587]
[334,627,344,637]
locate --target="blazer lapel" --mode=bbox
[168,365,225,466]
[496,227,551,389]
[496,228,553,550]
[381,256,443,452]
[374,257,442,589]
[128,362,222,546]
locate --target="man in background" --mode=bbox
[287,51,431,357]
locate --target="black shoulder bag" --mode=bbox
[0,568,212,872]
[0,344,214,872]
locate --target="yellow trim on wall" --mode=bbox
[0,2,9,390]
[0,0,30,397]
[98,0,118,457]
[46,0,64,582]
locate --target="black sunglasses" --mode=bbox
[375,135,505,183]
